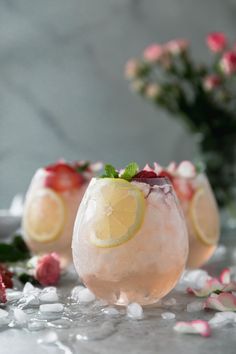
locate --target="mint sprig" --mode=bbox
[120,162,139,181]
[0,235,31,262]
[75,161,90,173]
[100,162,139,181]
[101,164,119,178]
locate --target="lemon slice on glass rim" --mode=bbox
[89,178,145,248]
[189,188,219,246]
[24,188,65,243]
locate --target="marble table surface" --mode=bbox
[0,232,236,354]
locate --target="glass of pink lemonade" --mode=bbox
[149,161,220,269]
[22,161,99,268]
[72,163,188,305]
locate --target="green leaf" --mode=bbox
[18,273,39,285]
[0,235,31,262]
[120,162,139,181]
[76,161,90,173]
[101,164,119,178]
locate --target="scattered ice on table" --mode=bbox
[23,282,37,295]
[127,303,143,320]
[102,307,120,317]
[40,303,64,313]
[71,286,85,301]
[47,318,72,329]
[6,290,22,302]
[37,330,58,344]
[28,319,47,331]
[77,288,96,303]
[161,312,175,320]
[187,301,204,313]
[209,312,236,328]
[39,290,58,303]
[19,294,40,308]
[13,308,28,324]
[163,298,177,306]
[76,321,116,341]
[176,270,209,291]
[0,309,8,319]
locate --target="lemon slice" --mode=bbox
[89,179,145,247]
[189,188,219,246]
[24,188,65,243]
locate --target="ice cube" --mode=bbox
[161,312,175,320]
[28,319,47,331]
[19,294,40,308]
[71,286,85,301]
[23,282,40,296]
[6,290,22,302]
[209,312,236,328]
[77,288,96,303]
[37,330,58,344]
[39,291,58,303]
[14,308,28,324]
[131,182,150,198]
[102,307,120,316]
[187,301,204,313]
[163,298,177,306]
[177,270,209,290]
[0,309,8,319]
[40,303,64,313]
[127,303,143,320]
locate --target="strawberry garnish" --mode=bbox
[173,178,194,201]
[158,170,173,182]
[45,161,84,192]
[0,275,6,303]
[134,170,158,178]
[0,264,13,289]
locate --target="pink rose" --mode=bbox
[220,51,236,74]
[143,44,163,62]
[35,253,60,286]
[203,75,221,91]
[165,39,189,55]
[125,59,140,79]
[206,32,227,52]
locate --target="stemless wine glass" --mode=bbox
[72,176,188,305]
[172,172,220,269]
[22,161,96,268]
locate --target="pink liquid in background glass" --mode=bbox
[22,168,90,268]
[72,177,189,306]
[173,173,220,269]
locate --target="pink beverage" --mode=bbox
[149,161,220,269]
[72,164,188,306]
[22,161,96,268]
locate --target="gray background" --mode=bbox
[0,0,235,207]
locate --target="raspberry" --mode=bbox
[134,170,158,178]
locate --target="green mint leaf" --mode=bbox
[0,235,31,262]
[194,161,205,174]
[101,164,119,178]
[120,162,139,181]
[18,273,39,285]
[76,161,90,173]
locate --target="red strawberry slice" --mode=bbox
[45,162,84,192]
[134,170,158,178]
[173,178,194,201]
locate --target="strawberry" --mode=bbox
[45,161,84,192]
[0,275,6,303]
[0,265,13,289]
[134,170,158,178]
[173,178,194,201]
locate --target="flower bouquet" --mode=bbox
[125,32,236,211]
